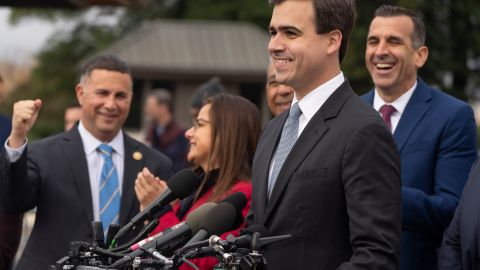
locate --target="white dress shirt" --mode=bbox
[269,72,345,180]
[4,122,125,221]
[373,81,417,133]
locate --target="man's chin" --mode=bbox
[275,105,291,114]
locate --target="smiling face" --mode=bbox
[185,103,214,171]
[268,0,341,99]
[266,63,294,116]
[366,15,428,100]
[76,69,132,142]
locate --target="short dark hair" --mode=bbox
[80,54,132,84]
[191,76,226,110]
[374,5,426,48]
[269,0,357,63]
[148,88,173,112]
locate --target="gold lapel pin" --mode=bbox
[133,151,143,161]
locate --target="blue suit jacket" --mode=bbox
[438,160,480,270]
[362,78,477,270]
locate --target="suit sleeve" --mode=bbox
[0,212,23,270]
[338,121,402,270]
[437,197,463,270]
[0,145,40,213]
[402,105,477,235]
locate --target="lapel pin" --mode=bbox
[133,151,143,161]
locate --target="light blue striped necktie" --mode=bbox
[268,102,302,198]
[98,143,121,233]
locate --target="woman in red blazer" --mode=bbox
[135,93,261,269]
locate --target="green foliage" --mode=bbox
[180,0,272,28]
[6,0,480,139]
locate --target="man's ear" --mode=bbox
[327,30,342,55]
[415,46,429,69]
[75,84,84,106]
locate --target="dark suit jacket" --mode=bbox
[0,126,172,270]
[0,113,11,145]
[362,78,477,270]
[0,213,22,270]
[248,81,402,269]
[438,160,480,270]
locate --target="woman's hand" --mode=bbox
[134,167,168,211]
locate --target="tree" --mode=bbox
[4,0,480,138]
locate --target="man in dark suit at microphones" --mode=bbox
[0,55,172,270]
[247,0,402,269]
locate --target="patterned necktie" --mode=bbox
[268,102,302,198]
[98,144,121,233]
[379,104,396,131]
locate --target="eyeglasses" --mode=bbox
[192,118,211,130]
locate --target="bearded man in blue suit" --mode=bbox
[362,5,477,270]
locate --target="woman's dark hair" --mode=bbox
[195,93,261,202]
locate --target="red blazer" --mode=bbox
[151,180,252,270]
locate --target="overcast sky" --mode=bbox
[0,8,56,64]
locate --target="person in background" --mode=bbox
[135,93,261,270]
[64,104,82,131]
[438,160,480,270]
[0,74,12,143]
[362,5,477,270]
[189,76,226,119]
[0,55,172,269]
[0,73,23,270]
[144,89,189,173]
[265,61,294,117]
[247,0,402,269]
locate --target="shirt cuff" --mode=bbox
[4,138,28,163]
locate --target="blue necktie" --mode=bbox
[268,102,302,197]
[98,144,121,233]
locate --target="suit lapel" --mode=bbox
[393,79,432,152]
[59,127,94,224]
[121,134,144,225]
[255,113,287,223]
[263,81,353,224]
[362,89,375,105]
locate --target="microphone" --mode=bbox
[185,224,268,253]
[110,202,216,268]
[216,227,291,252]
[114,169,200,240]
[227,224,270,249]
[91,221,105,248]
[130,203,216,252]
[105,224,120,247]
[182,192,247,250]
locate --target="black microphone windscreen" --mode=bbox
[185,202,217,234]
[220,192,247,230]
[220,192,247,213]
[167,169,200,199]
[200,203,237,236]
[240,224,269,237]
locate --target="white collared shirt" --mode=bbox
[78,122,124,221]
[373,81,417,133]
[269,72,345,182]
[294,71,345,136]
[4,122,125,222]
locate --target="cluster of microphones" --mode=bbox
[53,169,290,270]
